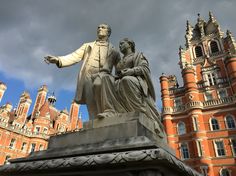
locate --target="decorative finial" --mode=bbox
[186,20,191,32]
[209,11,216,22]
[226,30,232,36]
[179,45,183,52]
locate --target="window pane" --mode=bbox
[226,116,235,129]
[221,169,230,176]
[210,41,219,53]
[219,90,227,98]
[4,155,11,165]
[215,141,225,156]
[211,119,219,130]
[232,139,236,155]
[9,139,16,149]
[195,46,203,57]
[30,143,36,153]
[178,122,186,135]
[181,144,189,159]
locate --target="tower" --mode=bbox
[160,12,236,176]
[13,91,32,127]
[31,85,48,118]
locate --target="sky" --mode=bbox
[0,0,236,121]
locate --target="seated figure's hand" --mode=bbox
[44,55,59,64]
[121,68,134,76]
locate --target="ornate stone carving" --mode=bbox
[0,148,202,176]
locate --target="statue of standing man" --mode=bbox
[44,24,120,119]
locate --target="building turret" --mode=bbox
[15,91,32,119]
[185,21,193,48]
[160,74,171,110]
[181,63,200,103]
[225,30,236,54]
[5,102,13,112]
[32,85,48,118]
[0,82,7,103]
[225,53,236,94]
[160,74,175,149]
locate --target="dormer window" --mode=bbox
[195,45,203,57]
[210,40,219,54]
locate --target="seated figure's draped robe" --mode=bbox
[100,52,165,136]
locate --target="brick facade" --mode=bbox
[160,12,236,176]
[0,84,83,165]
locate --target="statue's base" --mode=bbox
[0,112,202,176]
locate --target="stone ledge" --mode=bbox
[0,148,202,176]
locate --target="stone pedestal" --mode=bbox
[0,113,202,176]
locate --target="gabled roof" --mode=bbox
[37,101,59,121]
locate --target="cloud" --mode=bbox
[0,0,236,104]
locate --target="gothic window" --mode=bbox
[180,143,190,159]
[9,138,16,149]
[220,169,230,176]
[225,115,236,129]
[210,41,219,54]
[214,140,225,156]
[177,122,186,135]
[196,140,203,157]
[210,118,220,131]
[231,139,236,156]
[195,45,203,57]
[30,143,36,153]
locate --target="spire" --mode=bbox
[227,30,235,42]
[179,45,187,69]
[209,11,216,23]
[197,13,205,38]
[185,20,193,48]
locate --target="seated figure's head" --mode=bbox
[119,38,135,54]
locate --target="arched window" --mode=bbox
[225,115,236,129]
[195,45,203,57]
[211,118,220,130]
[177,122,186,135]
[210,41,219,53]
[220,168,230,176]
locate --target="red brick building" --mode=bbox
[0,83,83,165]
[160,12,236,176]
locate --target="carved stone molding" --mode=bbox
[0,148,202,176]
